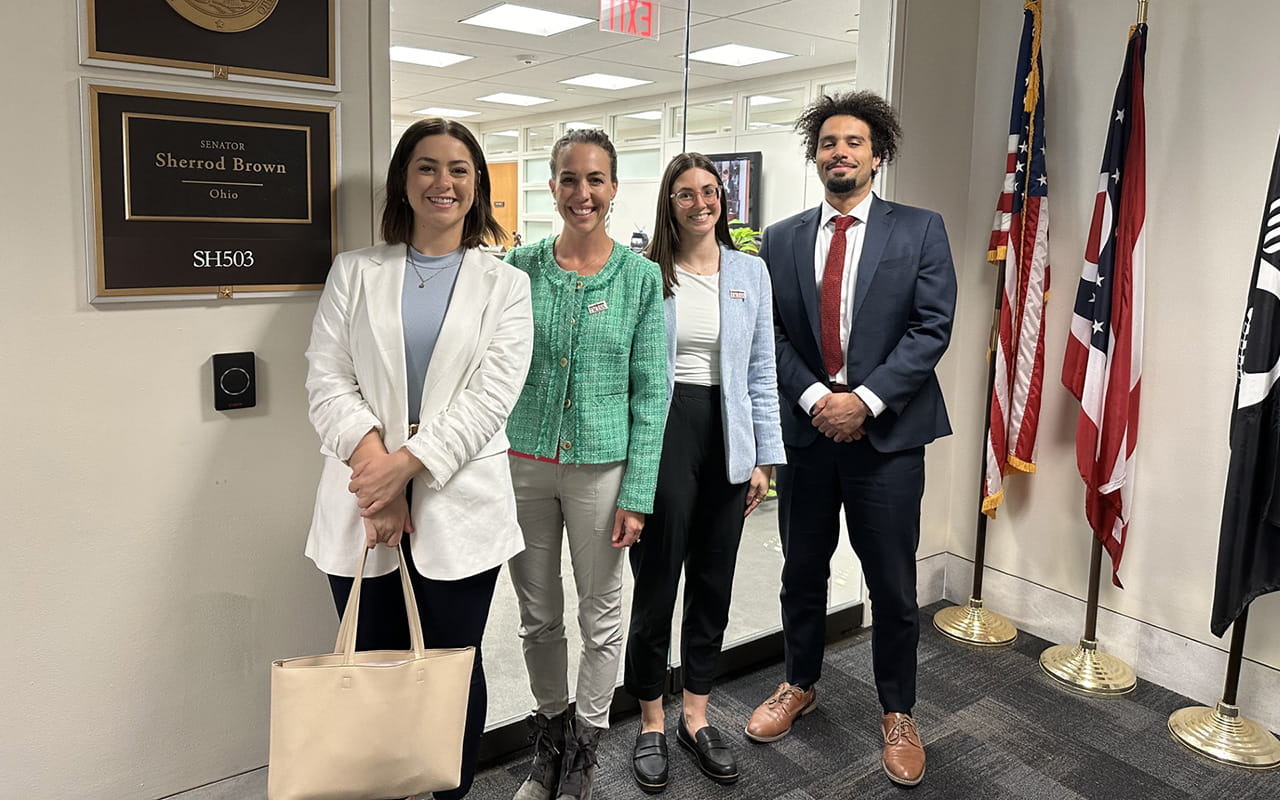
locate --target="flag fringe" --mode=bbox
[981,488,1005,518]
[1007,454,1037,473]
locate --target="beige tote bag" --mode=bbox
[267,545,475,800]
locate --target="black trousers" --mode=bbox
[625,383,750,701]
[775,435,925,714]
[327,544,499,800]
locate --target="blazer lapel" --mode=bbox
[788,208,823,348]
[717,247,743,389]
[852,196,895,323]
[419,249,495,420]
[360,243,407,391]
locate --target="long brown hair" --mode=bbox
[380,118,506,247]
[646,152,736,298]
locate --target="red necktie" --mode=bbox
[821,215,857,379]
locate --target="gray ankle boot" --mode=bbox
[512,712,568,800]
[555,719,603,800]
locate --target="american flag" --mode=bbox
[983,0,1050,518]
[1062,23,1148,588]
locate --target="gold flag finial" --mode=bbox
[1137,0,1149,25]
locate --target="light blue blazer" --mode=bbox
[665,245,786,483]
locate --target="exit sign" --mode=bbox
[600,0,659,40]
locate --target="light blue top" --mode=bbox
[664,245,786,483]
[402,247,464,424]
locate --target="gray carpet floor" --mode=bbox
[464,602,1280,800]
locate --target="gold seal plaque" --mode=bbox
[165,0,279,33]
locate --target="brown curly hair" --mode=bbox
[794,91,902,174]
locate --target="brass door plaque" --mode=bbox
[86,83,336,301]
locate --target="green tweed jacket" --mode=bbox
[505,237,668,514]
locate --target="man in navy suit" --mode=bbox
[746,91,956,788]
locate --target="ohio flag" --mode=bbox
[1062,22,1148,588]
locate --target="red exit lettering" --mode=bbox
[599,0,659,41]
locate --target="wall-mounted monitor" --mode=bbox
[704,151,762,231]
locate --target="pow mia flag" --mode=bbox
[1210,132,1280,637]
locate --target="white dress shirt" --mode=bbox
[798,192,887,418]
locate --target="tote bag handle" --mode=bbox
[333,544,426,663]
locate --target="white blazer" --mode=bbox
[304,242,533,580]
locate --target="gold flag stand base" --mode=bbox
[1169,702,1280,769]
[933,597,1018,646]
[1039,638,1136,695]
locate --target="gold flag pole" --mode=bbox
[1039,538,1137,695]
[933,273,1017,647]
[935,0,1048,649]
[1136,0,1149,25]
[1169,609,1280,768]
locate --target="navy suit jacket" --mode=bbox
[761,195,957,453]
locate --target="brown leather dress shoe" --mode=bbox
[744,682,817,742]
[881,712,926,786]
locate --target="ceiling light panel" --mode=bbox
[749,95,792,106]
[476,92,554,106]
[460,4,593,37]
[389,46,472,68]
[560,73,653,91]
[412,107,480,117]
[687,44,794,67]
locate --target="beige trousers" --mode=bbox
[507,457,627,729]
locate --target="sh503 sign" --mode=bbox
[600,0,658,40]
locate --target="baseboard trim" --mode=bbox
[938,552,1280,734]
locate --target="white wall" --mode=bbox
[0,3,385,798]
[892,0,983,560]
[941,0,1280,687]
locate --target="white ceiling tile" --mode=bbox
[389,1,859,125]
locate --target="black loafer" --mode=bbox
[677,722,739,784]
[632,731,669,793]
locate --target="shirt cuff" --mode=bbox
[853,385,887,417]
[798,382,830,416]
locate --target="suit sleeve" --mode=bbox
[403,271,534,489]
[860,212,957,413]
[304,252,384,462]
[761,229,823,410]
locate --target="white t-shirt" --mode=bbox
[672,265,721,386]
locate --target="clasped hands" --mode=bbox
[811,392,869,443]
[348,441,423,548]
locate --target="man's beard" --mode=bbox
[825,175,860,195]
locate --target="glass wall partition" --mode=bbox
[386,0,887,735]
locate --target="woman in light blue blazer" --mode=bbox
[624,153,785,793]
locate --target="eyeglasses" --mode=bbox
[670,186,722,208]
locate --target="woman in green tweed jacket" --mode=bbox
[504,128,667,800]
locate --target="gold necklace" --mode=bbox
[408,249,464,289]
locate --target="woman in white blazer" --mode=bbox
[304,118,533,799]
[625,153,785,794]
